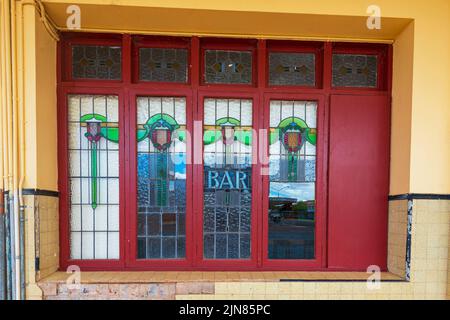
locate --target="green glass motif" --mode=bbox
[270,117,317,182]
[203,117,253,146]
[80,114,119,209]
[137,113,183,207]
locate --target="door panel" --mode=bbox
[328,94,390,270]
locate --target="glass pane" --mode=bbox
[204,50,252,84]
[72,45,122,80]
[68,95,120,260]
[268,100,317,260]
[332,54,378,88]
[203,98,253,260]
[139,48,188,83]
[136,97,187,259]
[269,52,315,86]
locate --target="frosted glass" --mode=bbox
[94,232,108,259]
[81,232,94,259]
[108,205,120,231]
[70,232,81,259]
[108,232,120,259]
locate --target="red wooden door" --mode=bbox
[328,94,390,271]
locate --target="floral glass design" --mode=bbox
[203,98,253,259]
[68,95,120,260]
[136,97,187,259]
[268,100,317,260]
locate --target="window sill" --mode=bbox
[39,271,405,284]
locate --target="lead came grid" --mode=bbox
[136,97,187,259]
[68,95,120,260]
[269,52,316,86]
[72,45,122,80]
[332,54,378,88]
[203,98,253,260]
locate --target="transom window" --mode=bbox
[58,34,390,270]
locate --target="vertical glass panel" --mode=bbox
[332,54,378,88]
[68,95,120,260]
[139,48,188,83]
[204,50,252,84]
[136,97,187,259]
[203,98,253,260]
[72,45,122,80]
[269,52,316,86]
[268,100,317,260]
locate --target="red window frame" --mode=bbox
[57,33,392,271]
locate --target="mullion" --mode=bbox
[91,95,95,260]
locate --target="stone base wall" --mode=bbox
[36,198,449,300]
[39,282,214,300]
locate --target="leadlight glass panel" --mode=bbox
[72,45,122,80]
[269,52,316,86]
[269,100,317,260]
[136,97,187,259]
[139,48,188,83]
[203,98,253,259]
[332,54,378,88]
[204,50,252,84]
[68,95,120,260]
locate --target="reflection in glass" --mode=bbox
[203,98,253,259]
[268,100,317,260]
[136,97,187,259]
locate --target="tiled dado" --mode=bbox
[34,197,449,300]
[22,191,59,300]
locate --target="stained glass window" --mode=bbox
[136,97,187,259]
[269,100,317,260]
[72,45,122,80]
[203,98,253,259]
[139,48,188,83]
[68,95,120,260]
[204,50,252,84]
[332,54,378,88]
[269,52,316,86]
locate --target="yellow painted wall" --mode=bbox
[35,12,58,192]
[22,0,450,194]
